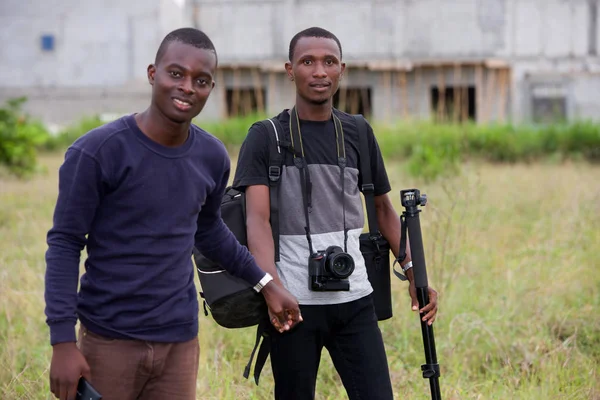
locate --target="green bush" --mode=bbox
[374,120,600,163]
[196,113,268,150]
[40,112,268,152]
[43,116,105,151]
[561,121,600,160]
[44,113,600,168]
[406,143,461,182]
[0,97,51,178]
[4,94,600,182]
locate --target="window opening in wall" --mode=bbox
[531,84,567,124]
[226,88,267,117]
[333,88,372,117]
[431,86,476,122]
[41,34,55,52]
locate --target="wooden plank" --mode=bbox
[484,67,497,123]
[475,64,484,124]
[397,70,408,119]
[251,67,265,115]
[496,68,506,123]
[217,68,228,119]
[437,65,446,122]
[383,70,392,122]
[453,64,462,123]
[232,67,241,117]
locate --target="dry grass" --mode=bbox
[1,153,599,399]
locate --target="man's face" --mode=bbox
[147,41,217,123]
[286,37,345,106]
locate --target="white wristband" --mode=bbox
[253,272,274,293]
[402,261,413,273]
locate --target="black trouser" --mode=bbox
[268,294,394,400]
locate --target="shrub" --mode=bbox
[0,97,51,178]
[43,116,105,151]
[196,113,268,151]
[4,96,600,183]
[406,143,462,182]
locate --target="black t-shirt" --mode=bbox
[232,108,391,305]
[233,109,390,195]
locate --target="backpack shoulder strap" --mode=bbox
[353,115,409,282]
[241,119,290,385]
[258,118,285,262]
[242,119,288,385]
[353,114,380,237]
[243,318,271,385]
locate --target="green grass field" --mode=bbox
[1,152,599,399]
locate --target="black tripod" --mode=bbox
[398,189,442,400]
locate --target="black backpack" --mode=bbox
[193,118,286,329]
[193,113,398,384]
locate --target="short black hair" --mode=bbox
[155,27,218,65]
[288,27,343,62]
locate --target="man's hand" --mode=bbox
[50,342,91,400]
[261,282,303,333]
[409,282,439,326]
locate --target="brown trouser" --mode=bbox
[77,325,199,400]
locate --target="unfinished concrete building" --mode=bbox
[2,0,600,125]
[193,0,600,124]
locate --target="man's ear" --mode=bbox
[285,61,294,81]
[147,64,156,85]
[340,62,346,79]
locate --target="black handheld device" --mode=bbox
[76,377,102,400]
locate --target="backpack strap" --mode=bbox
[258,118,286,262]
[243,118,287,385]
[354,114,380,238]
[354,114,408,282]
[243,318,271,385]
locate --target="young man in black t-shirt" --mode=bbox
[233,27,439,399]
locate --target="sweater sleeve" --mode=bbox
[194,153,266,286]
[44,147,106,345]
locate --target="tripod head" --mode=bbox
[400,189,427,212]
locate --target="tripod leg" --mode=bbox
[401,189,442,400]
[417,287,442,400]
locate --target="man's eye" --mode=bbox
[303,60,312,65]
[170,71,181,78]
[197,79,208,85]
[325,59,334,65]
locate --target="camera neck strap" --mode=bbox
[289,106,348,255]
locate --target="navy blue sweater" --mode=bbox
[44,114,265,345]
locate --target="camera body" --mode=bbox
[308,245,355,291]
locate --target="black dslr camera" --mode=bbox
[308,246,355,291]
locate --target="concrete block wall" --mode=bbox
[2,0,600,125]
[192,0,596,62]
[0,0,190,87]
[0,0,188,125]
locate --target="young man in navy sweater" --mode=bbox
[44,28,302,400]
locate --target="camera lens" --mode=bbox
[328,253,355,278]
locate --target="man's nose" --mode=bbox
[179,77,195,94]
[313,62,327,78]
